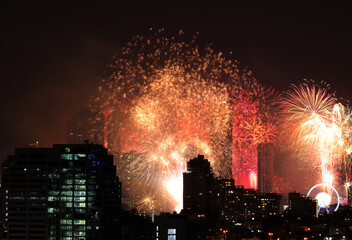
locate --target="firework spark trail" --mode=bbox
[93,29,282,212]
[284,83,352,192]
[231,86,283,188]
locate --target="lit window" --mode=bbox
[74,231,85,236]
[61,154,73,160]
[74,191,86,196]
[74,179,86,184]
[74,154,86,160]
[74,197,86,202]
[168,228,176,240]
[61,219,73,225]
[74,220,86,225]
[74,185,86,190]
[64,202,73,207]
[74,202,86,208]
[62,191,73,196]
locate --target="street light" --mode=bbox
[268,232,273,240]
[222,229,228,240]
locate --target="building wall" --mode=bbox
[258,143,274,193]
[0,144,121,240]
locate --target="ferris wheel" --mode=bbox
[307,183,340,213]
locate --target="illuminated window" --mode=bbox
[61,154,73,160]
[62,185,73,190]
[74,220,86,225]
[61,196,73,201]
[74,153,86,160]
[62,191,73,196]
[61,219,73,224]
[61,226,73,230]
[74,191,86,196]
[74,185,86,190]
[74,202,86,208]
[49,191,59,196]
[74,179,86,184]
[63,231,72,236]
[75,208,86,213]
[64,202,73,207]
[168,228,176,240]
[74,231,85,236]
[74,197,86,202]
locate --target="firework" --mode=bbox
[231,85,283,188]
[92,29,261,212]
[284,82,352,190]
[92,29,283,212]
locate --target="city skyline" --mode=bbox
[1,2,352,239]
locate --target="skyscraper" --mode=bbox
[288,192,318,218]
[257,143,274,193]
[183,155,214,216]
[1,144,121,240]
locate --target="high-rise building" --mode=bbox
[288,192,318,218]
[0,144,121,240]
[183,155,214,216]
[155,213,187,240]
[216,186,282,222]
[212,178,236,222]
[257,143,274,193]
[348,185,352,208]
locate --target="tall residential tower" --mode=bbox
[1,144,121,240]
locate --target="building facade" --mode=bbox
[0,144,121,240]
[183,155,214,216]
[288,192,318,218]
[257,143,274,193]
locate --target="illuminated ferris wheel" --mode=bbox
[307,183,340,213]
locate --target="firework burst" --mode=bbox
[284,82,352,191]
[231,85,283,188]
[92,29,261,212]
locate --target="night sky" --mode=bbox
[1,1,352,161]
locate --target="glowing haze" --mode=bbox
[92,30,351,213]
[92,29,283,213]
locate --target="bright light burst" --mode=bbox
[284,82,352,190]
[92,29,265,213]
[232,85,283,188]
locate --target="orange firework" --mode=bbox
[93,29,258,213]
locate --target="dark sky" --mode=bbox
[1,1,352,160]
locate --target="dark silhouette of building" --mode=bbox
[0,144,121,240]
[348,185,352,208]
[183,155,214,217]
[257,143,274,193]
[288,192,318,218]
[155,213,187,240]
[216,186,282,222]
[120,209,155,240]
[212,178,237,222]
